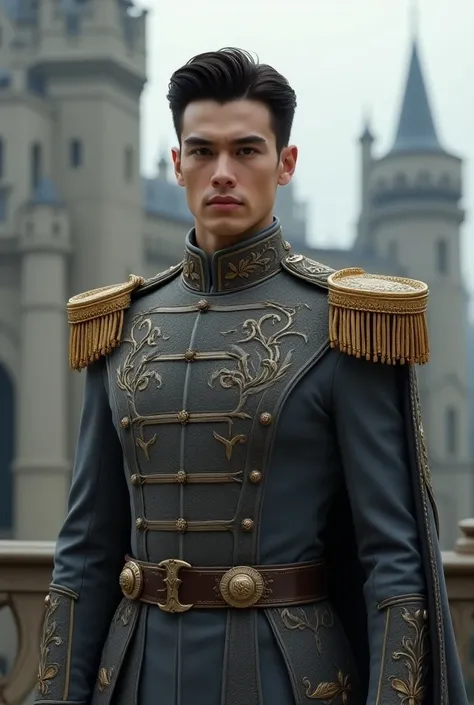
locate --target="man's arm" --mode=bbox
[332,351,429,704]
[35,359,131,704]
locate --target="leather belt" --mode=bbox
[119,555,327,613]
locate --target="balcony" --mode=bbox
[1,522,474,704]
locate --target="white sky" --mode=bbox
[138,0,474,289]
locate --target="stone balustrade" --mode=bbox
[0,523,474,704]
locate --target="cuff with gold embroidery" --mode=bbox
[375,595,429,705]
[35,584,78,703]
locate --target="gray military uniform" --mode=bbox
[35,219,468,705]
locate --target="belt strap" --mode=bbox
[119,556,327,612]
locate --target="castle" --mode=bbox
[0,0,471,549]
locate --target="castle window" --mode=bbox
[446,406,458,455]
[124,146,134,182]
[436,239,448,274]
[0,138,4,180]
[31,142,42,191]
[70,139,83,168]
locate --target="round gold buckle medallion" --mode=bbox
[219,566,264,608]
[119,560,143,600]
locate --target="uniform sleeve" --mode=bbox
[35,359,131,704]
[332,352,430,705]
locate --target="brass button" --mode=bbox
[250,470,262,484]
[44,594,51,607]
[283,240,292,251]
[241,518,254,532]
[136,517,145,530]
[197,299,210,312]
[184,349,197,361]
[259,412,273,426]
[176,470,187,483]
[176,518,188,532]
[177,410,190,424]
[120,416,130,429]
[130,474,139,485]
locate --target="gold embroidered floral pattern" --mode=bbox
[115,599,133,627]
[280,605,334,654]
[389,607,429,705]
[224,245,275,281]
[303,670,352,703]
[98,666,114,691]
[37,594,62,696]
[183,255,202,289]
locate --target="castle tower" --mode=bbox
[360,37,471,547]
[0,0,148,539]
[14,178,72,539]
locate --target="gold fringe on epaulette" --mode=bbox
[327,268,430,365]
[67,274,144,370]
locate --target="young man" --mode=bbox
[35,49,467,705]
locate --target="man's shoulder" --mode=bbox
[282,252,430,366]
[66,262,183,370]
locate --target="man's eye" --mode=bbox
[190,148,211,156]
[238,147,257,156]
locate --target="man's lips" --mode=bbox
[207,195,243,206]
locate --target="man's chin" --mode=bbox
[201,215,249,238]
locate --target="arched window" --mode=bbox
[31,142,42,191]
[0,364,14,534]
[70,139,83,168]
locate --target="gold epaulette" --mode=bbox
[67,274,145,371]
[327,268,429,365]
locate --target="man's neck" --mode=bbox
[195,215,274,256]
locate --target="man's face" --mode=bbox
[172,99,297,241]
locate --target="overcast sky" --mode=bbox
[138,0,474,289]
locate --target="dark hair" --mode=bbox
[167,48,297,153]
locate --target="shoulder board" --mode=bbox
[282,253,334,289]
[67,262,183,371]
[327,267,429,365]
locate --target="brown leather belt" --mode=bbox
[119,556,327,613]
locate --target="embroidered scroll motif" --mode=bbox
[98,666,114,691]
[37,595,62,696]
[389,607,429,705]
[303,670,352,703]
[280,605,335,654]
[224,241,276,281]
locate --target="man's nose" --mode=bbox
[211,154,236,187]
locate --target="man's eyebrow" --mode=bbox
[182,135,267,146]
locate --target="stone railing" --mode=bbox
[1,524,474,704]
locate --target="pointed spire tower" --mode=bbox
[355,14,471,549]
[389,38,443,154]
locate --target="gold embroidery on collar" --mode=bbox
[98,666,114,691]
[303,670,352,703]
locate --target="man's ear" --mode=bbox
[278,145,298,186]
[171,147,185,186]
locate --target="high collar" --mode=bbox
[182,218,291,293]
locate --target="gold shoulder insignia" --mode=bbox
[327,268,429,365]
[67,262,183,371]
[281,253,334,288]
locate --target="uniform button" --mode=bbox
[241,518,254,532]
[259,412,273,426]
[176,518,188,532]
[136,517,145,530]
[177,410,190,424]
[120,416,130,429]
[44,594,51,607]
[176,470,187,483]
[249,470,262,484]
[197,299,210,312]
[184,349,197,361]
[130,474,139,485]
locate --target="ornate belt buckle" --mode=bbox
[219,566,264,608]
[157,558,193,614]
[119,560,143,600]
